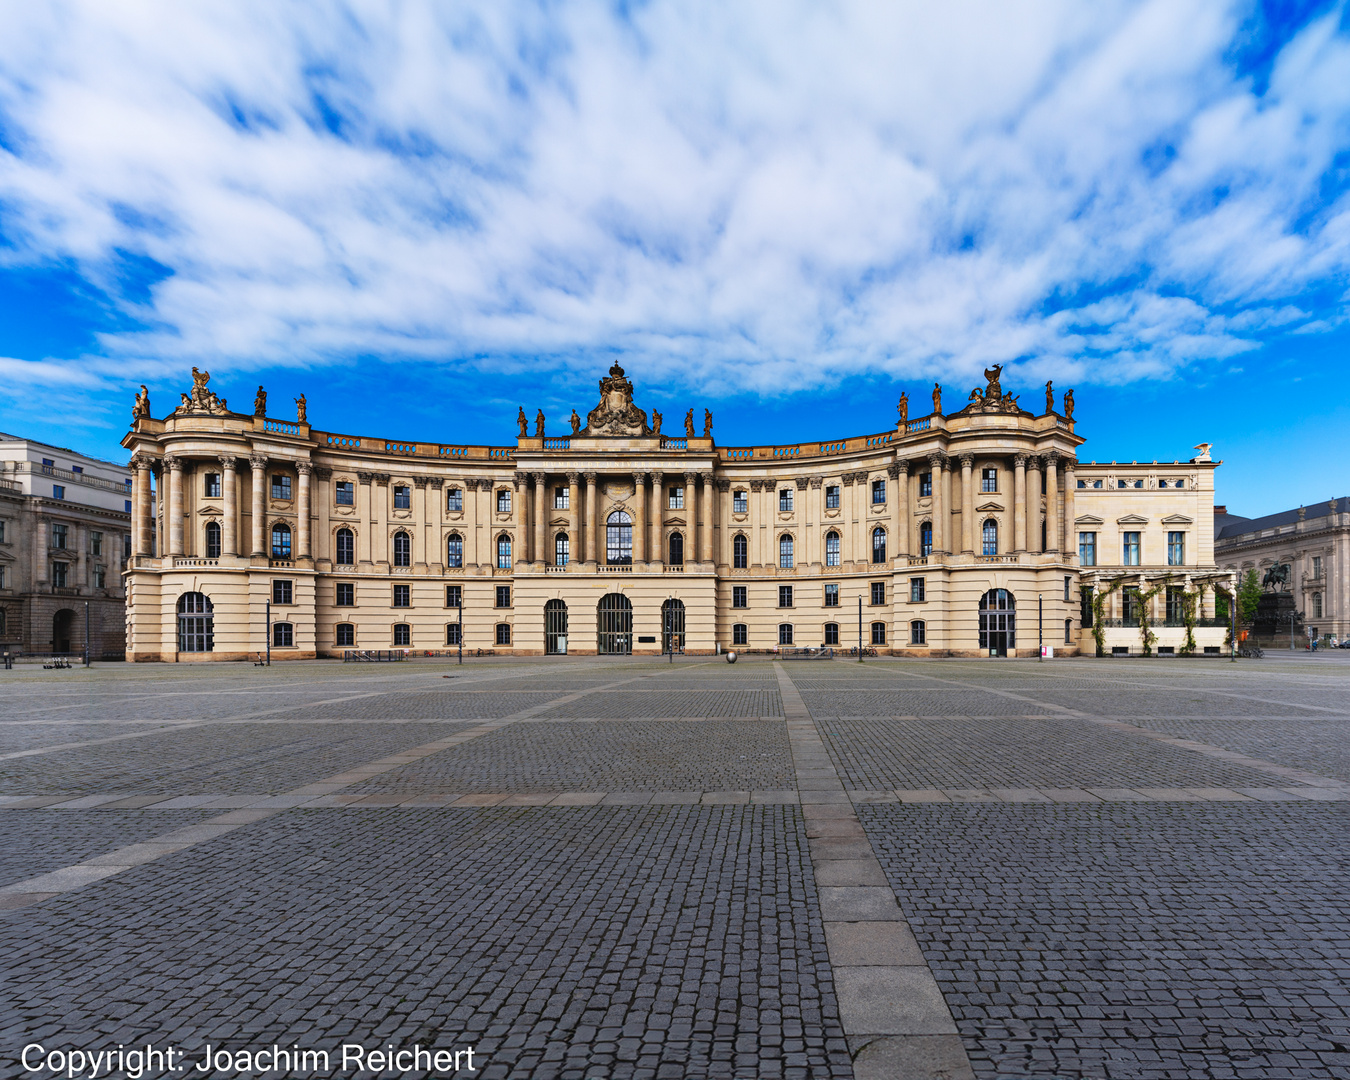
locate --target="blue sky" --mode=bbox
[1,1,1348,517]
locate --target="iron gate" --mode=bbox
[545,599,569,654]
[597,593,633,654]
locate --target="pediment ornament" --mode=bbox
[1075,514,1104,525]
[1160,514,1194,524]
[1117,514,1150,524]
[584,363,651,437]
[976,501,1004,513]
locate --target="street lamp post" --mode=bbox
[1038,594,1043,662]
[265,599,271,666]
[83,600,90,667]
[458,590,463,665]
[857,595,864,662]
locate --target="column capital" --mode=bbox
[217,454,239,472]
[699,472,713,486]
[411,476,428,488]
[297,462,314,476]
[717,477,732,492]
[1062,457,1076,472]
[1014,453,1029,468]
[1044,449,1061,466]
[531,471,546,485]
[426,476,443,488]
[131,453,157,471]
[840,473,855,487]
[958,453,974,469]
[249,453,268,471]
[632,470,648,485]
[582,471,597,485]
[567,470,580,485]
[795,476,809,490]
[927,451,947,470]
[373,473,390,486]
[164,455,183,472]
[887,462,903,479]
[683,470,698,485]
[356,471,376,485]
[749,479,764,492]
[313,466,332,481]
[513,470,527,487]
[808,476,822,489]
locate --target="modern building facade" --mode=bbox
[121,365,1231,660]
[0,433,135,657]
[1215,498,1350,643]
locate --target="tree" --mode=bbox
[1238,569,1262,624]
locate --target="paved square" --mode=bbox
[2,655,1349,1079]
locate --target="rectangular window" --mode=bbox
[53,485,65,500]
[90,531,102,556]
[496,585,511,608]
[93,566,106,588]
[733,490,748,513]
[272,475,292,500]
[203,473,221,498]
[732,586,747,608]
[71,465,82,474]
[668,486,684,510]
[496,623,511,646]
[52,524,68,548]
[778,585,793,608]
[272,580,293,605]
[910,578,925,603]
[125,500,132,513]
[1313,556,1322,577]
[824,583,839,607]
[871,479,885,504]
[981,467,997,493]
[0,520,5,543]
[824,623,839,646]
[555,533,569,566]
[919,473,933,497]
[1166,586,1185,623]
[42,458,53,468]
[1122,586,1139,623]
[393,583,410,608]
[497,489,511,513]
[910,620,926,645]
[779,489,793,512]
[446,585,462,608]
[732,624,747,646]
[871,621,886,646]
[273,622,293,647]
[1167,531,1185,566]
[124,533,131,559]
[336,624,354,647]
[825,485,840,509]
[871,581,885,606]
[335,481,354,506]
[52,562,68,587]
[446,488,463,512]
[554,486,569,510]
[1065,619,1073,644]
[393,485,411,510]
[1123,532,1141,566]
[1081,585,1094,628]
[336,583,354,606]
[1063,576,1071,603]
[1079,532,1096,567]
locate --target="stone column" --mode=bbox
[373,474,390,566]
[684,471,698,564]
[927,454,946,554]
[1062,458,1076,561]
[411,476,428,567]
[249,454,268,557]
[1013,454,1028,553]
[297,463,313,561]
[566,471,580,564]
[166,456,185,556]
[584,471,599,565]
[959,454,974,555]
[514,472,529,562]
[632,472,647,564]
[1028,457,1043,555]
[650,471,664,565]
[533,472,548,566]
[942,456,954,555]
[892,461,909,558]
[1045,451,1060,553]
[315,467,333,563]
[134,455,155,556]
[426,477,442,571]
[219,456,238,556]
[718,478,733,566]
[356,472,374,564]
[700,472,715,563]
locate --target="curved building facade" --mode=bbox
[121,365,1231,660]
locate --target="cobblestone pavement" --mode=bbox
[0,654,1347,1079]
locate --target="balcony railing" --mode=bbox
[542,438,570,450]
[28,463,131,494]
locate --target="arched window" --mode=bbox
[779,534,794,568]
[1064,618,1073,644]
[606,511,632,565]
[824,622,839,646]
[920,522,932,557]
[669,532,684,566]
[910,620,926,645]
[271,522,291,559]
[732,624,747,645]
[393,531,411,567]
[825,531,840,567]
[335,623,354,647]
[982,519,998,556]
[446,533,463,568]
[871,526,886,563]
[273,622,294,647]
[393,623,410,646]
[555,532,569,567]
[335,528,354,565]
[871,621,886,645]
[778,623,794,645]
[204,521,221,559]
[177,592,214,652]
[733,534,748,569]
[496,623,511,645]
[497,534,512,569]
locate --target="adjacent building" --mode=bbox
[1214,498,1349,643]
[0,434,136,657]
[120,365,1231,660]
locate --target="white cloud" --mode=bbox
[0,0,1348,397]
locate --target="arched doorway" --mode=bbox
[52,609,75,654]
[662,599,686,653]
[545,599,569,655]
[177,592,215,653]
[978,589,1015,656]
[597,593,632,654]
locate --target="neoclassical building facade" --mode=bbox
[121,365,1231,660]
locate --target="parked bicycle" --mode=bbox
[1238,643,1264,659]
[845,646,879,658]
